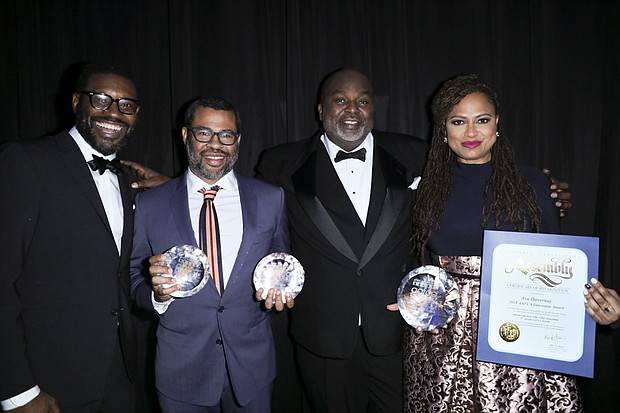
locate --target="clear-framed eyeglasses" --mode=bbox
[80,91,140,115]
[187,126,240,146]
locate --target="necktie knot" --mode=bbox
[88,155,122,175]
[334,148,367,163]
[198,185,221,201]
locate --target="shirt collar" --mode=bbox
[186,168,238,196]
[69,126,117,162]
[320,131,374,162]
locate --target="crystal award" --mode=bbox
[253,252,305,300]
[397,265,460,330]
[160,245,209,298]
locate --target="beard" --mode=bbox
[323,112,373,147]
[75,106,133,155]
[186,141,239,182]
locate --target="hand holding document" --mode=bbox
[477,230,598,378]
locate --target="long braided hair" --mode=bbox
[411,74,541,260]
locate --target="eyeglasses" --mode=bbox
[187,126,240,146]
[80,91,140,115]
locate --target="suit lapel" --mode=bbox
[57,132,115,241]
[224,174,258,293]
[171,175,198,246]
[358,144,409,268]
[292,146,358,264]
[118,170,136,267]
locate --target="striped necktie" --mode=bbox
[198,185,224,295]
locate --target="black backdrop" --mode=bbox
[2,0,619,410]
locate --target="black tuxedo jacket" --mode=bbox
[0,131,137,408]
[256,130,427,357]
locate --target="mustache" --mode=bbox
[200,148,229,156]
[338,113,364,122]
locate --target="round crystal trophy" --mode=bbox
[160,245,209,298]
[253,252,305,300]
[397,265,460,330]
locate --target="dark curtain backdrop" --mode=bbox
[2,0,619,410]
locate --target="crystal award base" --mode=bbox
[253,252,305,300]
[160,245,209,298]
[397,265,460,331]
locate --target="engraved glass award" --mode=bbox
[160,245,209,298]
[397,265,460,330]
[253,252,305,300]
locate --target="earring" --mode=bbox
[496,131,500,138]
[443,136,448,144]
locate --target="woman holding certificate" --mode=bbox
[403,74,582,412]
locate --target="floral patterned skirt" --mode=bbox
[403,275,583,413]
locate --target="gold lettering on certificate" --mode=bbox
[499,322,520,342]
[505,257,573,287]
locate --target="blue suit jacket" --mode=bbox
[130,171,289,406]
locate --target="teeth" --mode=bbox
[96,121,122,132]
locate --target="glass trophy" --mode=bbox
[160,245,209,298]
[397,265,460,330]
[253,252,305,300]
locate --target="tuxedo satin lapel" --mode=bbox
[225,175,257,294]
[57,132,114,237]
[118,170,135,267]
[292,150,358,264]
[359,145,408,269]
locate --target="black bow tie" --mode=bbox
[88,155,122,175]
[334,148,367,163]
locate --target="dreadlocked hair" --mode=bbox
[411,74,542,261]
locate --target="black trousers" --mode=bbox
[296,329,403,413]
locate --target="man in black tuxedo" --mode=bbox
[256,68,427,412]
[0,63,145,413]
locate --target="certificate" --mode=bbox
[477,230,598,378]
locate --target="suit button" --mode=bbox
[216,339,223,345]
[110,309,119,316]
[217,306,224,313]
[117,272,121,278]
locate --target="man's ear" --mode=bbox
[72,92,80,114]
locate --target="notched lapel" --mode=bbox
[225,176,258,294]
[171,178,197,246]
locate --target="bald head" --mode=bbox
[317,69,375,151]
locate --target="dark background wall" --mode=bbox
[2,0,619,410]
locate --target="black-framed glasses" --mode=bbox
[80,91,140,115]
[187,126,240,145]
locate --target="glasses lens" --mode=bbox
[218,132,237,145]
[192,128,214,142]
[90,93,112,110]
[118,99,138,114]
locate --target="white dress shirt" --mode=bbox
[321,132,374,226]
[70,127,124,254]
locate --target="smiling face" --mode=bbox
[446,92,498,164]
[318,69,374,151]
[72,73,139,155]
[182,106,240,184]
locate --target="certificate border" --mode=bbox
[477,230,598,378]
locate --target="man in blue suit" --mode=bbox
[130,97,292,412]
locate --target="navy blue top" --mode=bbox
[427,162,561,256]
